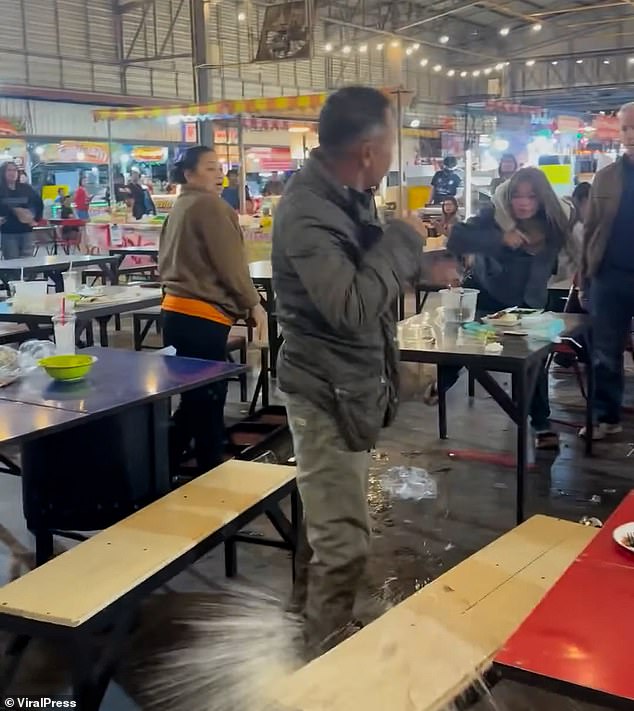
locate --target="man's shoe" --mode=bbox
[578,423,623,441]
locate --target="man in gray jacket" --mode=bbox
[272,86,456,657]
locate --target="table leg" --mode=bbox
[265,286,279,378]
[50,270,64,293]
[512,365,539,526]
[585,328,594,456]
[97,316,110,347]
[437,364,448,439]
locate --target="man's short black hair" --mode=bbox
[443,156,457,169]
[318,86,392,153]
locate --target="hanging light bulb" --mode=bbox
[551,60,558,66]
[237,11,246,21]
[499,27,510,37]
[406,47,413,56]
[472,69,481,77]
[460,70,468,77]
[358,44,367,53]
[412,43,420,50]
[526,59,535,66]
[433,64,443,72]
[495,63,505,70]
[439,35,449,44]
[376,42,384,51]
[484,67,492,75]
[532,23,542,32]
[390,39,401,48]
[342,45,351,54]
[324,43,333,52]
[447,69,456,77]
[419,58,428,67]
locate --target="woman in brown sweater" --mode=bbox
[159,145,266,473]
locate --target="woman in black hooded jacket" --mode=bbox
[0,162,43,259]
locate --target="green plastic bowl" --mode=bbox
[38,354,97,382]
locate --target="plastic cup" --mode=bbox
[52,314,76,355]
[62,270,79,294]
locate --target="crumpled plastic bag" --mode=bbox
[399,362,436,402]
[380,466,438,500]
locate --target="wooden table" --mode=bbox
[495,493,634,709]
[400,314,589,524]
[0,254,120,293]
[0,347,246,564]
[0,286,162,347]
[273,515,596,711]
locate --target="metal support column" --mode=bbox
[190,0,213,146]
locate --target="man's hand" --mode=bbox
[13,208,35,226]
[248,303,268,343]
[502,229,527,249]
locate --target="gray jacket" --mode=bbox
[272,151,424,451]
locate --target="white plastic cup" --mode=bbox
[52,314,76,355]
[62,270,79,294]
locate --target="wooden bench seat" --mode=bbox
[0,460,299,707]
[273,515,596,711]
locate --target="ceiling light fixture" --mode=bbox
[603,59,610,64]
[499,27,510,37]
[447,69,456,77]
[376,42,384,51]
[433,64,443,72]
[576,58,583,64]
[439,35,449,44]
[419,58,428,67]
[532,23,542,32]
[472,69,481,77]
[406,47,413,56]
[390,39,401,48]
[526,59,535,66]
[412,43,420,50]
[237,11,246,21]
[551,60,558,65]
[342,45,351,54]
[484,67,492,75]
[410,119,421,128]
[460,70,468,77]
[324,43,333,52]
[358,44,367,53]
[495,63,505,70]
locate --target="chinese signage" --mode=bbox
[246,146,292,172]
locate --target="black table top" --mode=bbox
[400,313,587,371]
[0,400,86,446]
[0,287,162,323]
[0,347,247,416]
[109,246,159,256]
[0,254,117,275]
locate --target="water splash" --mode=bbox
[141,584,301,711]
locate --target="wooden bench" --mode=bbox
[273,515,596,711]
[0,460,299,709]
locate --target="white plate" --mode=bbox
[612,522,634,554]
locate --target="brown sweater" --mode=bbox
[159,185,260,319]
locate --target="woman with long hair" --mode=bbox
[0,161,44,259]
[159,145,266,473]
[426,167,574,450]
[435,196,460,236]
[490,153,518,195]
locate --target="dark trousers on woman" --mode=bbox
[438,281,551,432]
[162,310,230,473]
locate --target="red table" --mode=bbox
[495,493,634,709]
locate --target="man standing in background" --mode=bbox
[581,101,634,440]
[272,86,457,658]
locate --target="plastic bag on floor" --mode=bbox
[381,466,437,500]
[399,362,436,402]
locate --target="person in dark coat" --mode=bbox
[0,161,43,259]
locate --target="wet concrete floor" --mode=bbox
[0,306,631,710]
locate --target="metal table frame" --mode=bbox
[0,255,120,293]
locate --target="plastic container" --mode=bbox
[38,354,97,381]
[439,288,479,323]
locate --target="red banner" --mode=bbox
[592,115,620,141]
